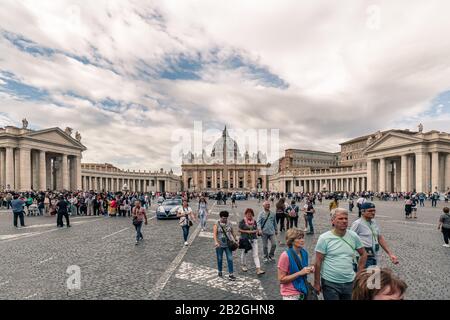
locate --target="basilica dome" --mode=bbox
[211,127,239,162]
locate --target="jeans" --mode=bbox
[57,212,70,227]
[216,247,234,273]
[287,216,298,229]
[182,225,190,242]
[276,213,285,232]
[261,233,276,258]
[306,214,314,233]
[321,278,353,300]
[419,199,424,207]
[199,210,207,229]
[432,199,437,207]
[134,221,143,241]
[13,211,25,227]
[442,227,450,245]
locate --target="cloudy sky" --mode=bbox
[1,0,449,174]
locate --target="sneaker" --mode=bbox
[268,256,275,262]
[304,228,308,232]
[256,268,265,275]
[184,241,189,246]
[443,244,450,248]
[218,272,223,277]
[263,257,269,263]
[241,265,248,272]
[135,241,139,245]
[228,274,236,281]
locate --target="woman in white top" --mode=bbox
[177,200,197,246]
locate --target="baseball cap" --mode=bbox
[361,202,376,210]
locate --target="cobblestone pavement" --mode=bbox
[0,199,449,300]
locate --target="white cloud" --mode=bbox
[1,0,450,174]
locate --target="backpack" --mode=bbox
[288,206,297,218]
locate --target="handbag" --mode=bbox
[219,223,238,251]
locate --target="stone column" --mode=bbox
[74,156,82,191]
[39,151,46,191]
[203,170,207,189]
[61,154,69,190]
[183,173,188,191]
[400,155,408,192]
[366,159,373,191]
[251,170,256,190]
[446,154,450,191]
[431,152,440,192]
[415,152,426,193]
[0,149,4,188]
[379,158,386,192]
[5,147,14,190]
[19,148,31,191]
[243,170,247,189]
[14,149,20,190]
[31,151,39,190]
[219,170,223,189]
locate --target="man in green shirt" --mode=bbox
[314,208,367,300]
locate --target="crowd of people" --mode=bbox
[2,187,449,300]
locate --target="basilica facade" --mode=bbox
[181,127,271,192]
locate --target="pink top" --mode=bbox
[133,207,146,222]
[278,251,300,296]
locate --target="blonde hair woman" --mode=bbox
[277,228,315,300]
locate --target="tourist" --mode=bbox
[329,198,338,216]
[231,193,237,208]
[432,191,439,207]
[177,199,196,246]
[213,210,237,281]
[356,195,366,218]
[351,202,399,268]
[352,268,407,300]
[11,194,26,228]
[198,197,208,231]
[257,201,278,263]
[275,198,286,233]
[348,198,354,213]
[5,192,12,210]
[285,200,299,229]
[56,195,70,228]
[132,200,148,245]
[314,208,367,300]
[277,228,315,300]
[303,200,315,235]
[239,208,265,275]
[438,207,450,247]
[411,195,418,219]
[418,193,425,207]
[404,196,412,219]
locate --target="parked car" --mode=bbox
[235,192,246,200]
[208,192,217,200]
[156,199,182,220]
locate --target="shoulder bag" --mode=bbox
[219,223,238,251]
[290,250,318,301]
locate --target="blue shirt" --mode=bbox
[11,199,25,213]
[257,210,277,235]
